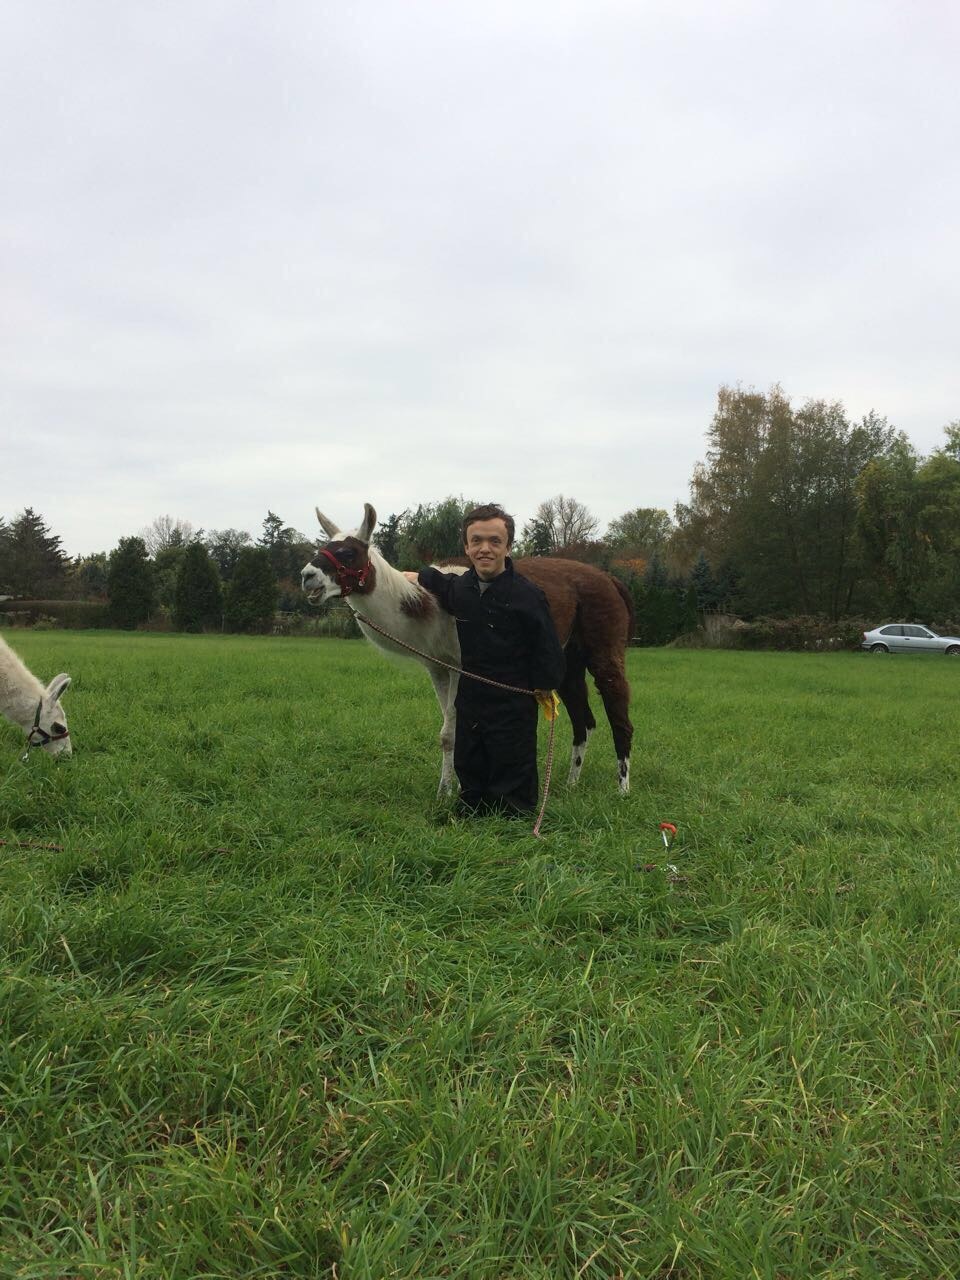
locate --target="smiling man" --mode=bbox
[406,503,565,817]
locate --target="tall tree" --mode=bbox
[398,497,477,565]
[605,508,673,558]
[204,528,253,581]
[372,512,406,566]
[915,448,960,615]
[140,515,195,557]
[856,424,960,618]
[152,544,188,610]
[68,553,109,600]
[939,420,960,462]
[107,537,156,629]
[854,439,923,615]
[173,544,223,632]
[517,515,553,558]
[525,495,598,552]
[2,509,69,597]
[224,547,277,632]
[676,386,900,618]
[258,511,311,581]
[0,518,9,593]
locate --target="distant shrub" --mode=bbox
[0,599,112,628]
[674,615,876,652]
[272,609,362,638]
[136,611,175,632]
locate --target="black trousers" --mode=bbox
[454,697,539,814]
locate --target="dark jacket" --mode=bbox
[418,559,565,708]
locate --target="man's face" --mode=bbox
[465,517,510,580]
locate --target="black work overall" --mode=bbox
[418,560,566,814]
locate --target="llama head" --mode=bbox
[33,673,72,757]
[301,503,377,604]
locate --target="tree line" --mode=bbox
[2,384,958,639]
[0,510,313,633]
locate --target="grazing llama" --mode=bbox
[301,504,633,794]
[0,635,72,757]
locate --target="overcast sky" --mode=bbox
[3,0,958,557]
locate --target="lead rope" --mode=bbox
[347,606,558,837]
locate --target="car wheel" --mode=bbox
[870,643,889,653]
[946,646,960,657]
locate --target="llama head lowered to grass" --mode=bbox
[0,636,72,757]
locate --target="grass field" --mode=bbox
[1,631,958,1279]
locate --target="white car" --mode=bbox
[862,623,960,655]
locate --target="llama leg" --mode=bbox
[557,651,596,786]
[591,660,633,794]
[427,666,458,796]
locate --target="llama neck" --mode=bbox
[347,550,420,622]
[0,648,45,731]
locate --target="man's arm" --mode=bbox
[527,592,566,691]
[407,566,460,614]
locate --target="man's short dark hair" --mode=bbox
[462,503,515,547]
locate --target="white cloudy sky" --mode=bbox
[3,0,958,556]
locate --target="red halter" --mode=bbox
[316,547,372,597]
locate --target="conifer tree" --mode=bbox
[107,537,156,629]
[173,543,223,632]
[3,509,68,597]
[690,550,721,614]
[224,547,277,632]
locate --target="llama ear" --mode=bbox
[315,508,341,538]
[45,674,71,702]
[357,503,377,544]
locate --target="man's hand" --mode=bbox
[402,571,419,582]
[534,690,560,720]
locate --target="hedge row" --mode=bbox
[0,601,361,639]
[0,600,112,628]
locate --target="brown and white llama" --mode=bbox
[0,635,72,757]
[301,503,634,794]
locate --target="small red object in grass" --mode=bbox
[659,822,677,848]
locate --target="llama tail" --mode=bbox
[609,574,635,643]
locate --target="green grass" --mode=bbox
[1,632,959,1278]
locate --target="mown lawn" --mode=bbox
[1,632,958,1279]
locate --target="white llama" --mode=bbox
[0,635,72,757]
[303,504,463,794]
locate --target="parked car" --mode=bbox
[862,623,960,655]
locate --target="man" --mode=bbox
[405,503,565,816]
